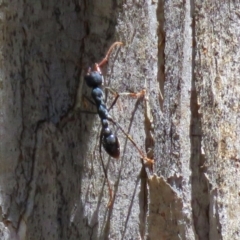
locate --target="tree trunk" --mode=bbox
[1,0,239,239]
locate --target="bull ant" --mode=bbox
[84,42,154,207]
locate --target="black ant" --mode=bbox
[84,42,154,207]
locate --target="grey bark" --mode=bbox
[1,0,240,239]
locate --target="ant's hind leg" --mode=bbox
[106,88,154,171]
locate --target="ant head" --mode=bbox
[84,71,103,88]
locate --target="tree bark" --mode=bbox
[1,0,240,239]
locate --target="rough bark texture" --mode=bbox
[194,2,240,239]
[0,0,240,240]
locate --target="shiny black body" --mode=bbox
[84,71,120,158]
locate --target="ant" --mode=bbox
[84,42,154,207]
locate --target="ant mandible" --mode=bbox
[84,42,154,207]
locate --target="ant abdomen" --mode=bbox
[102,132,120,159]
[101,119,120,158]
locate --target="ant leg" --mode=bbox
[83,94,96,106]
[77,96,98,115]
[108,117,154,171]
[106,88,146,112]
[104,87,120,112]
[108,94,120,112]
[105,88,154,170]
[99,128,114,207]
[107,87,146,101]
[118,89,146,99]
